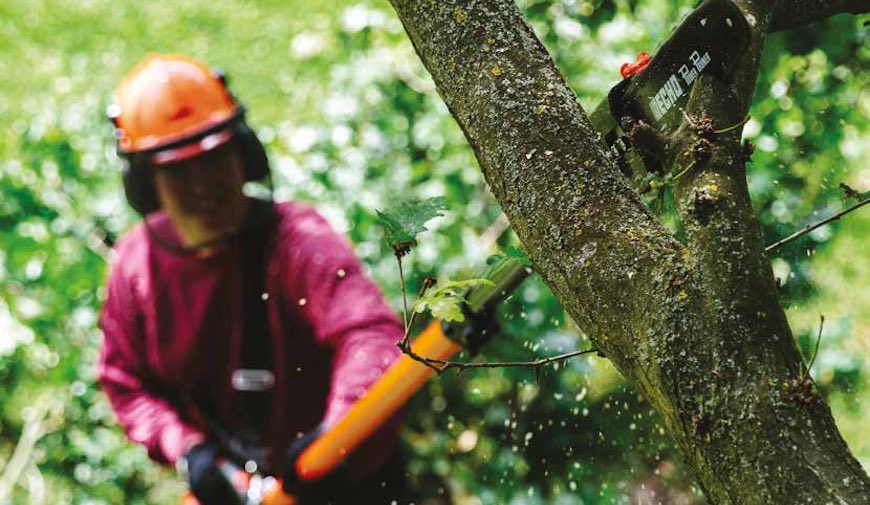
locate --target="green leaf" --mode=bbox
[376,197,449,254]
[413,278,495,323]
[428,297,465,323]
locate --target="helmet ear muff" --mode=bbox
[117,117,269,216]
[236,121,269,182]
[121,152,161,215]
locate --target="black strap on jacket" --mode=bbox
[229,199,278,459]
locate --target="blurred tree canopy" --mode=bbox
[0,0,866,503]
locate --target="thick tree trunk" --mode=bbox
[386,0,870,503]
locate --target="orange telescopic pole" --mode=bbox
[180,326,459,505]
[180,257,528,504]
[295,321,460,481]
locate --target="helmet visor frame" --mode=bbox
[117,105,247,166]
[150,128,235,166]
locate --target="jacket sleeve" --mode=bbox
[97,261,204,466]
[283,207,404,477]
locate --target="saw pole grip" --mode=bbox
[217,460,250,494]
[262,485,298,505]
[295,321,461,481]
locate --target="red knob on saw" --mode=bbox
[620,51,651,78]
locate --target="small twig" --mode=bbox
[806,315,824,375]
[713,114,750,134]
[839,183,865,201]
[672,160,697,182]
[402,346,599,374]
[680,109,749,136]
[793,315,825,405]
[399,278,436,350]
[681,109,700,130]
[765,198,870,253]
[402,346,445,373]
[396,254,410,334]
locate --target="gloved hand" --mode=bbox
[182,442,241,505]
[281,425,351,503]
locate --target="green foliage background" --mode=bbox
[0,0,867,503]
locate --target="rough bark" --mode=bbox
[386,0,870,503]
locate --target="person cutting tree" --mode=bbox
[97,54,409,505]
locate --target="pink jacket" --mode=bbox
[98,201,403,474]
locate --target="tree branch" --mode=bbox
[403,344,599,374]
[388,0,870,502]
[397,254,410,337]
[661,0,869,500]
[398,276,436,351]
[806,314,824,375]
[765,197,870,253]
[771,0,869,32]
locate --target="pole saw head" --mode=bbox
[590,0,751,186]
[444,255,531,355]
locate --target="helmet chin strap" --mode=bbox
[145,174,276,256]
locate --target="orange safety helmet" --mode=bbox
[108,54,269,214]
[110,54,237,160]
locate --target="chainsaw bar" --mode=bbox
[590,0,751,183]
